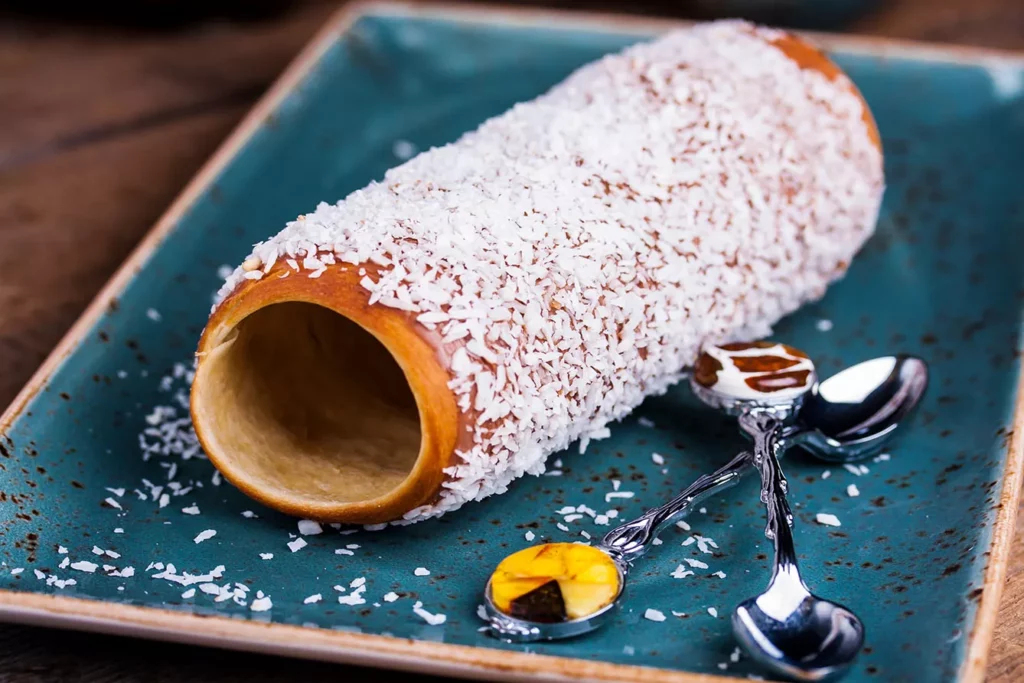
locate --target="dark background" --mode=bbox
[1,1,1023,681]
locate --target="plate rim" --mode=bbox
[0,2,1021,682]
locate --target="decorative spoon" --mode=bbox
[690,342,860,682]
[482,348,927,646]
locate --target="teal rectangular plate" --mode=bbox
[0,3,1022,682]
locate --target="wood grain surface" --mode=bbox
[0,0,1022,680]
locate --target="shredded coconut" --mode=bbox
[412,601,447,625]
[193,529,216,544]
[816,513,842,527]
[251,592,273,612]
[297,520,323,535]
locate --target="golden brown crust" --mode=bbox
[191,264,463,524]
[771,33,883,153]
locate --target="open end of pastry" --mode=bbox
[192,302,423,507]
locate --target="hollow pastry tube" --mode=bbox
[191,21,883,525]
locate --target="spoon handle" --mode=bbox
[599,449,752,564]
[738,411,801,575]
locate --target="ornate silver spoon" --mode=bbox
[690,342,861,682]
[482,349,927,645]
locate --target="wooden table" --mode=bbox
[1,0,1022,680]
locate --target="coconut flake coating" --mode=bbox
[217,21,884,523]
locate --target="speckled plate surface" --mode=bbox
[0,3,1022,682]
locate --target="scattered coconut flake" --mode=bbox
[251,592,273,612]
[815,513,842,527]
[350,577,366,588]
[414,567,430,576]
[70,561,98,573]
[563,514,583,523]
[104,497,123,510]
[364,523,387,531]
[843,464,862,476]
[105,487,126,497]
[241,511,257,519]
[644,608,667,622]
[335,548,354,556]
[384,592,400,603]
[718,663,729,671]
[557,523,570,532]
[158,494,170,509]
[682,537,696,547]
[708,607,719,618]
[623,645,635,656]
[259,553,273,560]
[58,546,68,554]
[816,318,833,332]
[34,569,45,580]
[671,610,686,617]
[181,504,200,515]
[730,647,742,663]
[638,417,656,428]
[182,588,196,599]
[847,484,860,497]
[581,530,592,540]
[676,520,690,531]
[525,531,536,541]
[695,535,718,554]
[699,507,707,514]
[875,453,891,462]
[652,538,662,546]
[652,453,665,465]
[671,565,695,579]
[683,558,709,569]
[304,594,323,604]
[287,537,308,552]
[10,569,23,576]
[412,601,447,625]
[821,470,832,479]
[605,491,634,503]
[193,529,217,544]
[298,520,323,536]
[594,515,609,526]
[338,588,367,606]
[59,557,70,569]
[712,570,727,579]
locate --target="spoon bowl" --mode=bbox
[782,355,929,462]
[733,587,865,682]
